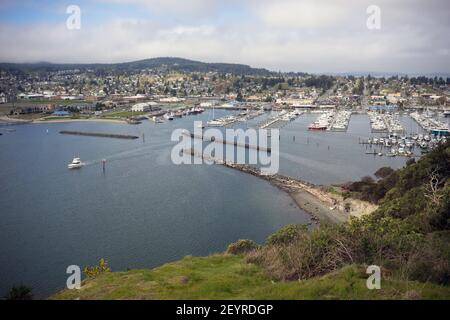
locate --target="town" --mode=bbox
[1,60,449,158]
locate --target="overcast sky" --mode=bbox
[0,0,449,73]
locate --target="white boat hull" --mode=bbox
[68,163,83,169]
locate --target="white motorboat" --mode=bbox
[68,157,83,169]
[163,113,174,120]
[152,116,164,123]
[207,119,223,127]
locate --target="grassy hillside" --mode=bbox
[52,255,449,300]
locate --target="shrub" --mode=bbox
[4,285,33,300]
[226,239,258,255]
[267,224,308,246]
[248,216,425,281]
[405,232,450,285]
[406,158,416,166]
[83,258,111,278]
[248,225,353,280]
[375,167,394,179]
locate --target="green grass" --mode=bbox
[51,254,450,300]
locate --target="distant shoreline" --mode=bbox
[0,116,128,125]
[32,118,128,124]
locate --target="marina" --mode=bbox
[368,111,404,133]
[307,110,352,132]
[257,110,303,129]
[146,106,205,123]
[308,111,334,130]
[410,111,450,136]
[207,109,265,127]
[358,129,447,157]
[329,110,352,132]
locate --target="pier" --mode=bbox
[256,110,302,129]
[207,109,265,127]
[410,111,449,135]
[329,110,352,132]
[308,111,333,130]
[368,111,404,133]
[59,131,139,139]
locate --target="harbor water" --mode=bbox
[0,109,441,297]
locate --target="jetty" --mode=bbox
[182,148,364,224]
[182,131,271,152]
[59,131,139,140]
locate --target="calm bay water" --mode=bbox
[0,110,428,297]
[0,110,307,298]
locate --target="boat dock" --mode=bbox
[256,110,303,129]
[329,110,352,132]
[207,109,265,127]
[368,111,404,133]
[357,131,448,157]
[308,111,334,130]
[59,131,139,139]
[410,111,449,135]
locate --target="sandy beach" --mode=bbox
[289,190,347,224]
[220,161,378,224]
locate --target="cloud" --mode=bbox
[96,0,225,17]
[0,0,449,73]
[254,0,351,29]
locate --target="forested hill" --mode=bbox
[0,57,274,75]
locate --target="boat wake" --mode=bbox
[81,141,174,166]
